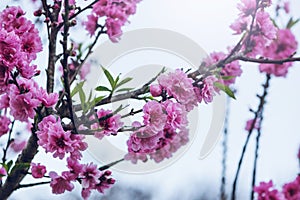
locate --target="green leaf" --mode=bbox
[94,96,105,104]
[71,81,85,97]
[286,17,300,29]
[6,160,13,172]
[114,75,120,89]
[102,67,115,89]
[116,87,135,93]
[221,76,235,80]
[10,162,30,174]
[115,77,133,89]
[87,90,93,103]
[95,86,111,92]
[214,82,236,99]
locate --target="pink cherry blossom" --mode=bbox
[95,170,115,194]
[254,180,283,200]
[158,69,198,111]
[49,171,74,194]
[194,76,218,104]
[37,115,87,159]
[282,175,300,200]
[162,100,188,130]
[259,29,298,77]
[283,2,290,14]
[237,0,257,16]
[143,101,167,134]
[79,163,101,189]
[91,109,123,139]
[31,163,47,179]
[150,84,162,97]
[0,115,10,137]
[83,14,98,36]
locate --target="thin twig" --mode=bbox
[99,158,124,171]
[16,181,51,190]
[231,74,271,200]
[2,121,15,164]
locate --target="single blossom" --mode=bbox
[10,139,27,153]
[31,163,47,179]
[91,109,123,139]
[143,101,167,134]
[49,171,74,194]
[282,175,300,200]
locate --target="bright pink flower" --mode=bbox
[31,163,47,178]
[194,76,218,104]
[282,176,300,200]
[162,100,188,130]
[230,16,251,34]
[49,171,74,194]
[255,11,277,42]
[79,163,101,189]
[237,0,257,16]
[150,84,162,97]
[66,158,83,180]
[95,170,115,193]
[106,18,123,43]
[124,152,147,164]
[91,109,123,139]
[245,118,260,131]
[0,30,21,69]
[37,115,86,159]
[143,101,167,133]
[254,180,283,200]
[83,14,98,36]
[259,29,298,77]
[158,69,198,111]
[36,88,58,108]
[0,115,10,137]
[0,65,9,94]
[10,139,27,152]
[0,94,9,109]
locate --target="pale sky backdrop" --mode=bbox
[0,0,300,199]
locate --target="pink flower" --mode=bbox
[254,180,283,200]
[66,158,83,180]
[49,171,74,194]
[230,16,251,34]
[80,163,101,189]
[0,30,21,69]
[10,139,27,152]
[150,84,162,97]
[162,100,188,130]
[36,88,58,108]
[91,109,123,139]
[158,69,198,111]
[106,18,123,43]
[194,76,218,104]
[83,14,98,36]
[79,62,91,80]
[95,170,115,193]
[37,115,87,159]
[245,118,260,131]
[259,29,298,77]
[0,65,9,94]
[31,163,47,178]
[282,176,300,200]
[143,101,167,134]
[0,115,10,137]
[237,0,257,16]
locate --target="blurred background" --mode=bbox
[1,0,300,199]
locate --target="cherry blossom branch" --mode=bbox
[61,0,77,132]
[2,121,15,164]
[231,74,271,200]
[16,181,51,190]
[237,55,300,64]
[98,158,124,171]
[44,1,61,93]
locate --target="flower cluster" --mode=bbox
[37,115,87,160]
[84,0,142,42]
[0,6,57,123]
[259,29,298,77]
[49,159,115,200]
[254,175,300,200]
[230,0,277,56]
